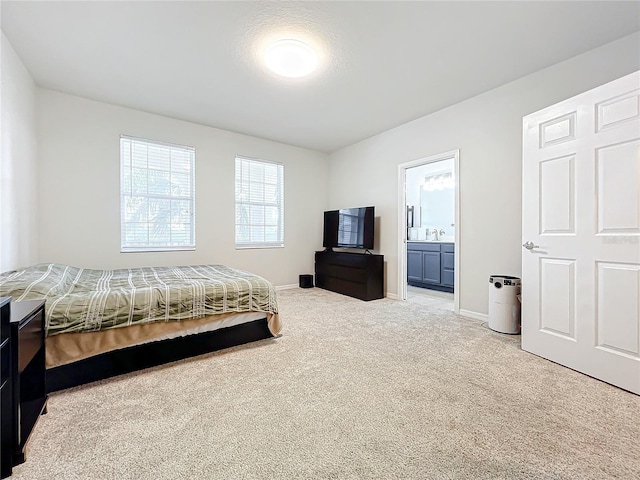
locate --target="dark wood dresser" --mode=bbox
[1,297,11,478]
[9,300,47,469]
[315,250,384,301]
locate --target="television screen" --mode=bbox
[323,206,374,250]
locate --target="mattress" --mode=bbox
[0,263,280,337]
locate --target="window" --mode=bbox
[120,135,195,252]
[235,156,284,248]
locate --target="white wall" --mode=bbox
[328,32,640,315]
[0,33,39,272]
[37,90,328,286]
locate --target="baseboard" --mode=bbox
[386,292,399,300]
[459,309,488,322]
[276,284,298,291]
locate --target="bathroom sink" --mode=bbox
[439,235,455,242]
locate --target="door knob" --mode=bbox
[522,241,539,250]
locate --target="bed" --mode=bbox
[0,263,281,391]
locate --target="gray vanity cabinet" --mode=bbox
[441,244,454,287]
[407,242,454,292]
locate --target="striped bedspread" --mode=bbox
[0,263,279,336]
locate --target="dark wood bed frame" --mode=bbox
[46,318,274,392]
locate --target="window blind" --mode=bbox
[235,156,284,248]
[120,135,195,252]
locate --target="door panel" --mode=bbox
[539,155,575,234]
[596,140,640,233]
[522,71,640,395]
[596,262,640,357]
[539,258,576,339]
[539,112,576,147]
[596,90,640,131]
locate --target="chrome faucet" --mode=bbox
[431,228,438,241]
[439,229,446,236]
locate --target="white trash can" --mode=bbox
[488,275,521,334]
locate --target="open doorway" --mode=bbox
[397,150,460,314]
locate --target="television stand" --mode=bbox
[314,251,384,301]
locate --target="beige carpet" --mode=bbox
[11,288,640,479]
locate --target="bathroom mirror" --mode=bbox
[419,159,455,238]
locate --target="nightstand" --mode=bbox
[1,297,11,478]
[10,300,47,467]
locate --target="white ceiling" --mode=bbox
[2,1,639,153]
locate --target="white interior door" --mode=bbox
[522,71,640,395]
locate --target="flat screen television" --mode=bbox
[323,206,375,250]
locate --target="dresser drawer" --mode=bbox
[441,243,455,253]
[316,251,372,268]
[442,252,454,270]
[442,270,454,287]
[317,276,367,298]
[319,264,368,283]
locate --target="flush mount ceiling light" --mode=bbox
[264,39,318,78]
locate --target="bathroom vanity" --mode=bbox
[407,241,454,292]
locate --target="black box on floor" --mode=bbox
[299,274,314,288]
